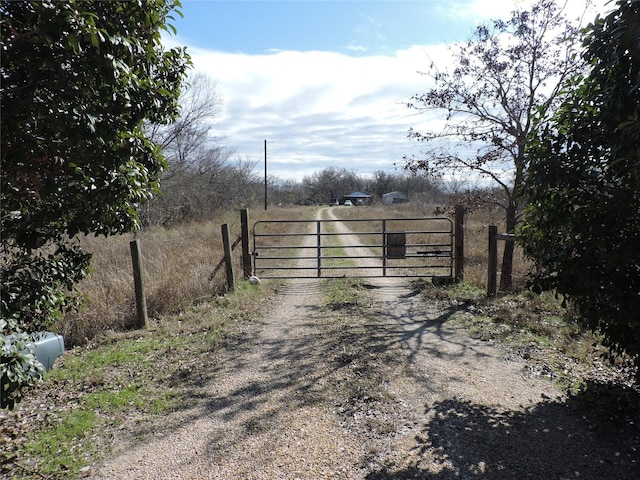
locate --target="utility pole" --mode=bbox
[264,139,267,211]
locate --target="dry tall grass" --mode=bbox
[461,206,531,290]
[59,214,236,345]
[58,204,529,345]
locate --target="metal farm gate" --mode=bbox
[252,217,455,279]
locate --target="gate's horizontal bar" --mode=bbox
[254,242,451,247]
[408,243,451,248]
[255,232,323,238]
[255,230,452,238]
[254,245,451,251]
[255,254,451,260]
[256,264,451,271]
[254,217,452,223]
[255,275,449,279]
[257,256,386,260]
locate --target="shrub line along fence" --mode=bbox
[126,208,512,329]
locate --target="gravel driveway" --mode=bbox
[93,211,638,480]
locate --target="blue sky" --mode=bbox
[164,0,612,183]
[172,1,478,55]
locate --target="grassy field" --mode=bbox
[59,203,523,345]
[1,281,275,479]
[3,204,636,479]
[57,206,313,346]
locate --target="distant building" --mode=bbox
[344,191,371,206]
[382,191,409,205]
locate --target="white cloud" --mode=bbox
[164,41,448,182]
[161,0,615,183]
[447,0,614,23]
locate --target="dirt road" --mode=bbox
[93,210,638,479]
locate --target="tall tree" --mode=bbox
[302,168,361,205]
[520,0,640,377]
[145,73,237,225]
[1,0,190,408]
[148,73,224,177]
[405,0,584,290]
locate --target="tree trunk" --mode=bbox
[499,201,517,291]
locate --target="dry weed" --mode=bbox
[57,214,245,346]
[57,205,531,346]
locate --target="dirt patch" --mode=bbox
[90,274,638,479]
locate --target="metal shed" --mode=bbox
[382,191,409,205]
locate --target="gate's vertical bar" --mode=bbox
[487,225,498,296]
[316,220,322,277]
[382,219,387,277]
[240,209,251,278]
[454,206,464,282]
[222,223,235,292]
[252,222,258,277]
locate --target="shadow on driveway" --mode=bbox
[365,383,640,480]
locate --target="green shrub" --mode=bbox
[1,319,45,410]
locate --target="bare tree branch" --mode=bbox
[405,0,587,289]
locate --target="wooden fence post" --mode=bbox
[487,225,498,297]
[454,206,464,282]
[241,209,252,279]
[221,223,235,292]
[129,239,148,329]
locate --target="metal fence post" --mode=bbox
[241,209,252,278]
